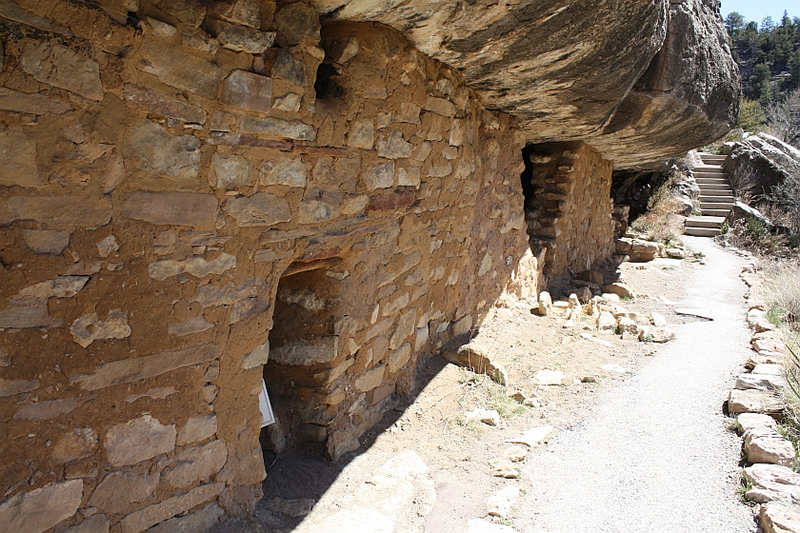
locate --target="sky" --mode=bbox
[721,0,796,25]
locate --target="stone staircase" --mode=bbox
[684,153,735,237]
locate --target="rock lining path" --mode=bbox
[518,236,754,532]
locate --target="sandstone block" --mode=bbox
[178,415,218,446]
[728,389,785,415]
[105,415,176,466]
[0,128,42,187]
[88,471,160,514]
[602,282,634,299]
[362,162,395,190]
[443,343,507,385]
[376,130,413,159]
[123,192,218,226]
[221,70,273,112]
[243,341,269,369]
[14,395,93,421]
[0,480,83,533]
[347,118,375,150]
[124,122,200,181]
[209,0,260,27]
[208,19,275,53]
[468,408,500,426]
[0,86,71,115]
[738,413,778,432]
[261,157,307,187]
[72,343,219,391]
[164,439,227,488]
[745,428,796,466]
[356,364,385,392]
[736,373,787,392]
[297,199,339,224]
[223,193,291,227]
[0,196,112,227]
[367,190,415,212]
[0,378,39,398]
[148,253,237,280]
[119,483,224,533]
[423,96,456,117]
[760,502,800,533]
[20,41,103,100]
[272,49,306,86]
[388,343,411,373]
[271,337,338,366]
[71,309,131,348]
[397,166,421,187]
[534,369,565,386]
[52,427,97,462]
[146,503,224,533]
[22,229,70,255]
[139,39,223,99]
[241,116,316,141]
[169,317,215,336]
[122,83,206,124]
[64,514,109,533]
[212,153,256,189]
[743,464,800,504]
[275,2,320,45]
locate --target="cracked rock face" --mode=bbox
[312,0,739,168]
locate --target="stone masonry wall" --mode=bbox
[0,1,533,531]
[523,142,615,286]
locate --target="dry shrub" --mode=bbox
[628,173,688,245]
[760,260,800,331]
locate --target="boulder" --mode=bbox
[744,427,796,467]
[760,502,800,533]
[442,343,507,385]
[725,134,800,198]
[743,464,800,504]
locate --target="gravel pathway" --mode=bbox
[519,237,756,532]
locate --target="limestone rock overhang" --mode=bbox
[311,0,741,169]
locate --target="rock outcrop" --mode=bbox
[724,133,800,197]
[313,0,740,168]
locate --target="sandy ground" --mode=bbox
[218,236,758,532]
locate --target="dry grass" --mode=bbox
[760,260,800,331]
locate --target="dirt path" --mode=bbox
[519,236,754,532]
[235,237,759,533]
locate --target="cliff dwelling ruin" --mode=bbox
[0,0,740,531]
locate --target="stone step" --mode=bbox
[685,215,726,228]
[699,154,727,163]
[700,202,735,211]
[700,195,735,202]
[697,185,734,193]
[702,208,733,217]
[684,226,720,237]
[695,176,728,183]
[694,163,725,170]
[693,171,726,179]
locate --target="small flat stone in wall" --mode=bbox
[105,415,176,467]
[0,87,72,115]
[207,19,275,53]
[122,192,218,227]
[0,378,39,398]
[13,395,94,421]
[362,161,395,190]
[178,414,218,446]
[273,92,302,112]
[243,341,269,369]
[122,83,207,124]
[347,118,375,150]
[355,364,385,392]
[241,115,316,141]
[0,479,83,533]
[223,193,291,227]
[119,482,224,533]
[376,130,413,159]
[212,153,256,189]
[274,2,321,46]
[52,427,96,462]
[168,317,215,336]
[71,309,131,348]
[72,343,219,391]
[124,122,200,181]
[164,439,228,488]
[64,514,110,533]
[297,199,339,224]
[271,49,306,86]
[260,157,307,187]
[388,343,412,373]
[398,103,421,124]
[88,471,160,514]
[22,229,70,255]
[423,96,456,117]
[209,0,260,27]
[271,337,338,366]
[0,195,112,227]
[397,167,421,187]
[145,503,224,533]
[139,39,224,99]
[221,70,273,112]
[148,253,237,280]
[20,41,103,101]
